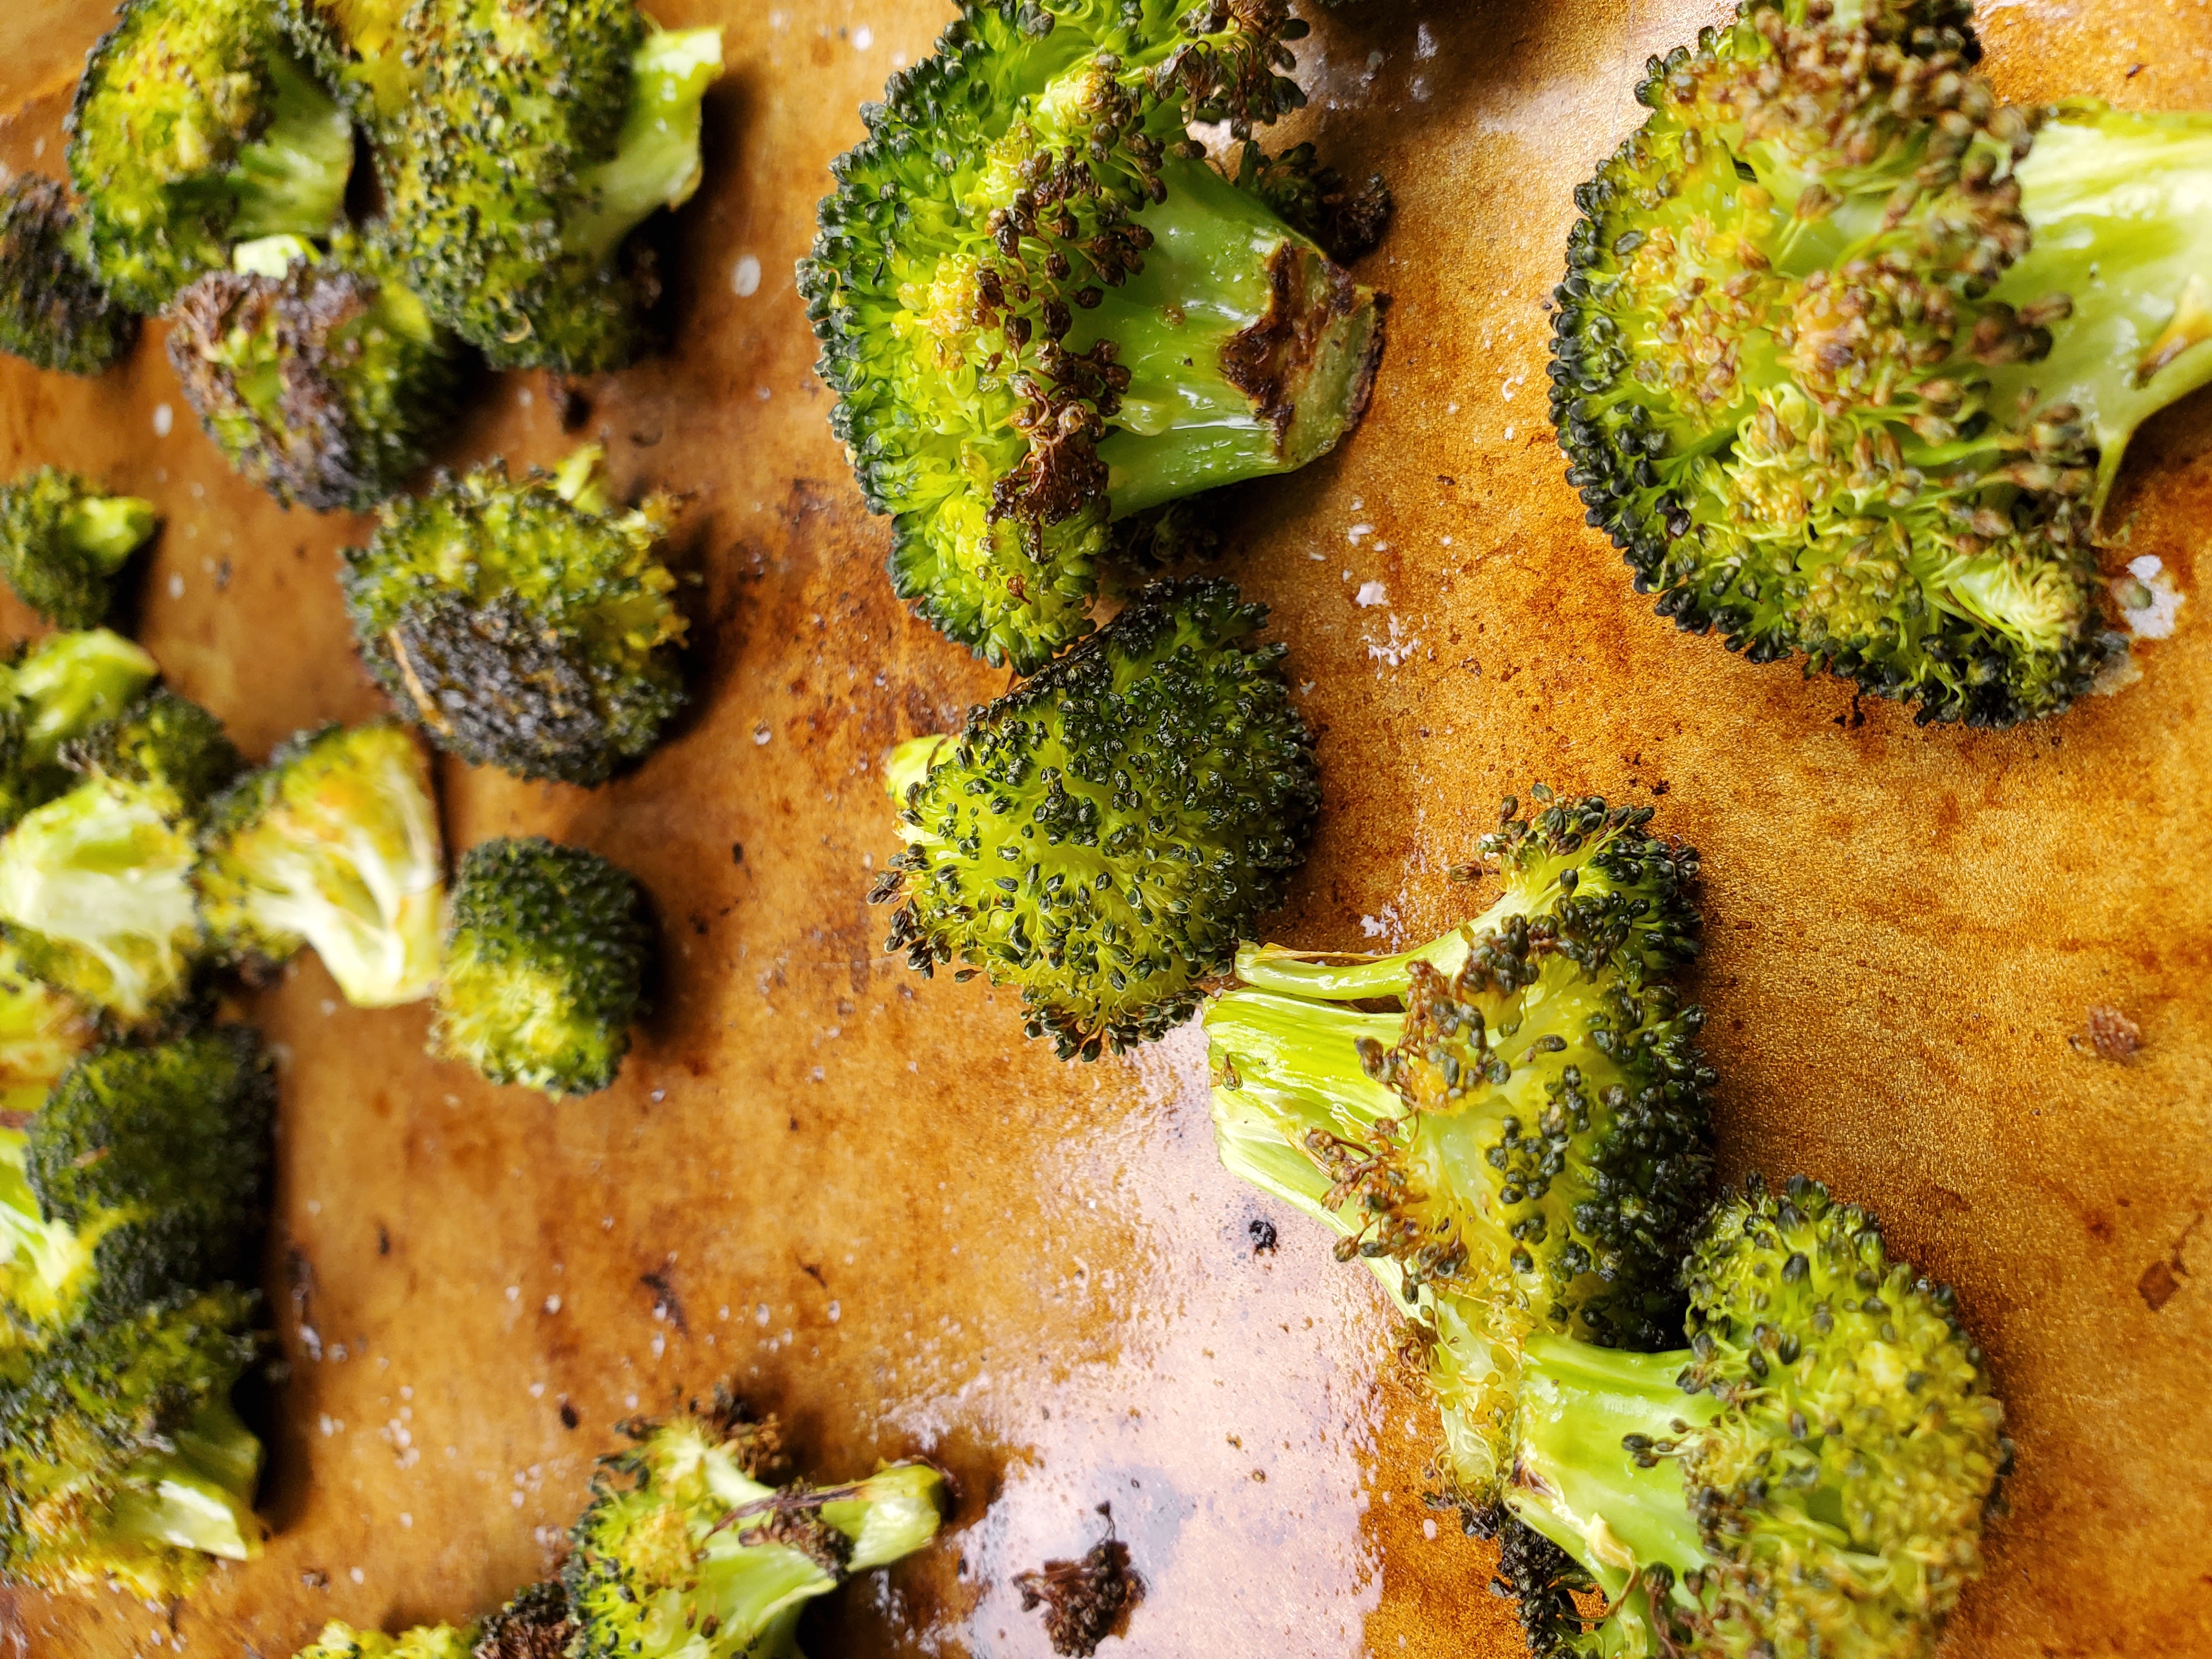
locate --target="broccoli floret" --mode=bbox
[0,1285,264,1598]
[65,0,354,312]
[0,631,160,831]
[314,0,724,372]
[565,1400,946,1659]
[0,176,139,376]
[0,691,240,1022]
[1232,139,1394,265]
[472,1581,576,1659]
[1550,0,2212,726]
[0,945,95,1120]
[341,444,689,786]
[1499,1175,2010,1659]
[0,467,156,629]
[0,1028,273,1346]
[1207,789,1711,1504]
[198,721,443,1008]
[292,1624,475,1659]
[166,234,462,514]
[872,579,1319,1060]
[800,1,1385,672]
[432,836,650,1098]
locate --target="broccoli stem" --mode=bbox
[1205,986,1400,1125]
[8,630,158,769]
[1988,104,2212,514]
[565,29,726,266]
[103,1394,262,1561]
[57,496,156,571]
[551,443,610,514]
[0,1128,98,1325]
[826,1462,949,1568]
[1504,1334,1723,1602]
[225,52,354,244]
[1081,157,1381,520]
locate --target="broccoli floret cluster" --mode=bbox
[431,836,651,1099]
[66,0,353,312]
[800,0,1387,671]
[0,631,159,831]
[565,1400,947,1659]
[166,234,462,514]
[0,176,139,377]
[292,1622,476,1659]
[0,468,156,630]
[1550,0,2212,724]
[1500,1175,2009,1659]
[341,445,689,786]
[873,579,1319,1060]
[284,0,724,372]
[1209,789,1711,1502]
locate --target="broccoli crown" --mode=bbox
[341,445,689,786]
[66,0,353,312]
[0,176,140,377]
[1505,1175,2009,1659]
[347,0,723,372]
[432,836,650,1098]
[166,234,462,515]
[0,631,160,832]
[0,691,240,1022]
[874,579,1319,1060]
[276,0,422,130]
[1209,789,1710,1503]
[1550,0,2212,726]
[472,1581,576,1659]
[0,944,95,1119]
[0,467,155,630]
[799,0,1384,673]
[293,1623,476,1659]
[565,1402,946,1659]
[198,721,444,1008]
[0,1285,264,1597]
[0,1026,273,1343]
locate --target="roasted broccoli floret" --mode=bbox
[0,630,159,831]
[431,837,649,1098]
[341,444,688,785]
[66,0,354,312]
[473,1581,577,1659]
[198,721,443,1008]
[1207,790,1710,1504]
[1499,1175,2010,1659]
[0,945,95,1120]
[0,1028,273,1345]
[800,1,1387,672]
[288,0,723,371]
[292,1623,475,1659]
[0,691,240,1022]
[0,176,139,376]
[0,467,155,629]
[166,233,462,513]
[0,1285,264,1597]
[1550,0,2212,725]
[872,579,1319,1060]
[565,1400,947,1659]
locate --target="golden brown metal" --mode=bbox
[2,1,2208,1654]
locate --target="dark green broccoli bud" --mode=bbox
[1501,1174,2010,1659]
[0,943,96,1120]
[0,1027,273,1345]
[799,1,1385,673]
[0,630,160,831]
[565,1399,946,1659]
[197,721,443,1008]
[1550,0,2212,726]
[326,0,724,373]
[166,234,462,514]
[1207,788,1709,1503]
[0,1285,264,1597]
[293,1624,475,1659]
[872,579,1319,1060]
[341,444,689,786]
[0,691,240,1022]
[472,1581,575,1659]
[432,836,650,1098]
[65,0,354,312]
[0,176,139,376]
[0,467,155,629]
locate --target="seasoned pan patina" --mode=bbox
[1,1,2207,1654]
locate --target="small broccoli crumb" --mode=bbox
[1014,1506,1143,1658]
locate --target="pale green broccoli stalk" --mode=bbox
[198,721,444,1008]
